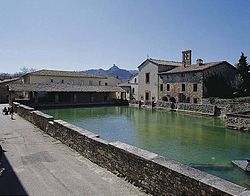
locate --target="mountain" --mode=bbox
[85,65,138,82]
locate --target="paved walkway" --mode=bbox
[0,104,146,196]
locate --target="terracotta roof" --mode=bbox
[159,61,234,74]
[8,83,125,93]
[26,69,105,79]
[138,58,182,69]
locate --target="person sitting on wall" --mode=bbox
[2,107,7,115]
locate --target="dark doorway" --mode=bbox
[145,92,150,101]
[162,96,168,102]
[170,97,176,103]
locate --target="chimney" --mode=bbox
[196,59,203,66]
[182,50,192,66]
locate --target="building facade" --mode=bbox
[117,73,138,100]
[9,69,124,105]
[0,78,22,103]
[138,58,182,102]
[129,74,139,100]
[159,51,237,104]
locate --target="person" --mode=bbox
[246,160,250,171]
[2,107,7,115]
[0,145,2,161]
[10,107,14,120]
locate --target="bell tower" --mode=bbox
[182,50,192,66]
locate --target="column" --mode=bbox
[73,93,77,103]
[55,93,59,103]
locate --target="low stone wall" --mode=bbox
[14,103,249,196]
[156,100,174,110]
[177,103,215,115]
[224,103,250,114]
[15,103,35,122]
[156,101,215,115]
[202,98,234,107]
[32,111,54,131]
[13,102,20,112]
[226,113,250,132]
[202,97,250,106]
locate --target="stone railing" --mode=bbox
[13,102,249,196]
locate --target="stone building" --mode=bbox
[117,73,138,100]
[138,58,182,102]
[0,78,22,103]
[8,69,125,105]
[159,51,237,104]
[129,73,139,100]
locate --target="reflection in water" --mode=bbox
[43,106,250,188]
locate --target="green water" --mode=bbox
[43,106,250,188]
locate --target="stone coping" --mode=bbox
[109,141,158,160]
[18,104,34,111]
[32,110,54,120]
[54,119,99,138]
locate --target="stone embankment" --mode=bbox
[225,112,250,132]
[202,98,250,132]
[156,100,216,116]
[13,102,249,196]
[130,100,216,116]
[130,98,250,132]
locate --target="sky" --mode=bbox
[0,0,249,73]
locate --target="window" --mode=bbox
[167,84,170,91]
[193,84,197,92]
[182,84,185,91]
[145,92,150,100]
[105,82,108,86]
[134,78,137,83]
[193,98,198,104]
[51,79,53,83]
[89,80,93,85]
[181,73,185,77]
[132,88,135,94]
[99,81,101,85]
[61,80,64,84]
[186,97,190,103]
[145,73,150,83]
[160,84,163,91]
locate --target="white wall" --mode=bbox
[129,74,138,100]
[138,62,159,102]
